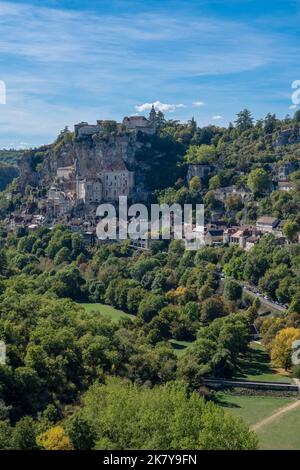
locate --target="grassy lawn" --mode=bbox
[235,341,292,383]
[79,303,135,322]
[80,304,194,355]
[169,339,194,356]
[216,392,294,427]
[256,404,300,450]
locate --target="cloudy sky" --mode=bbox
[0,0,299,148]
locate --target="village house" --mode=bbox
[187,164,214,183]
[277,181,294,192]
[214,185,252,203]
[245,235,261,251]
[277,161,297,180]
[256,216,279,233]
[223,226,261,249]
[204,229,224,245]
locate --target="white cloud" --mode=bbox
[211,115,223,120]
[192,101,205,107]
[135,101,185,113]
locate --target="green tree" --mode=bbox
[12,416,37,450]
[223,279,242,301]
[79,377,257,450]
[247,168,270,194]
[235,109,254,132]
[54,246,71,265]
[283,221,299,243]
[184,145,216,164]
[66,413,96,450]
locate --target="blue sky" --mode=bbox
[0,0,299,148]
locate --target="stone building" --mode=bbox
[277,161,297,180]
[74,122,102,138]
[122,106,157,135]
[47,186,74,216]
[256,216,279,233]
[56,165,75,180]
[98,169,135,201]
[187,164,214,182]
[76,169,134,204]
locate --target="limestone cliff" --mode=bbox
[17,128,150,199]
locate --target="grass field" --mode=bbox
[216,392,294,427]
[80,304,194,355]
[79,303,135,322]
[169,339,193,356]
[235,341,292,383]
[256,404,300,450]
[217,392,300,449]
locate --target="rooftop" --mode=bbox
[256,216,279,225]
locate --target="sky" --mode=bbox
[0,0,299,149]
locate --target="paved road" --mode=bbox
[242,286,287,313]
[216,271,287,314]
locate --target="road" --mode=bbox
[242,285,287,313]
[215,271,288,314]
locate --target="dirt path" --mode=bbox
[251,399,300,432]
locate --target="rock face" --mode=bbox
[274,126,300,147]
[18,128,150,199]
[18,108,160,198]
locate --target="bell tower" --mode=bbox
[149,104,157,125]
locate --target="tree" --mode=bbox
[223,280,242,301]
[79,377,257,450]
[54,246,71,265]
[264,113,277,133]
[247,168,270,194]
[200,296,226,323]
[0,249,8,276]
[294,110,300,122]
[209,175,221,190]
[283,221,299,243]
[12,416,37,450]
[184,145,216,164]
[37,426,74,450]
[235,109,254,132]
[270,327,300,370]
[66,414,95,450]
[189,176,201,192]
[138,293,166,322]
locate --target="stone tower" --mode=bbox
[149,105,157,125]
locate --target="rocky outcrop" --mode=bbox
[274,126,300,147]
[17,129,150,198]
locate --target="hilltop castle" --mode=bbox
[46,108,158,217]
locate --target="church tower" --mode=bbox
[149,105,157,125]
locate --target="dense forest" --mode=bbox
[0,221,299,449]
